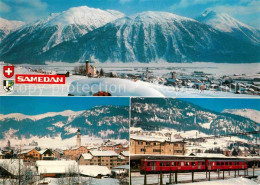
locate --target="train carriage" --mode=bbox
[140,159,206,174]
[206,159,248,171]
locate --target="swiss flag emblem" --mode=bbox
[3,66,14,78]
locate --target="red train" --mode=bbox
[140,159,248,174]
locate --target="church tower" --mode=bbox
[76,129,81,147]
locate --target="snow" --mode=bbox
[191,153,227,158]
[45,6,125,28]
[1,62,259,97]
[131,170,260,185]
[222,109,260,123]
[81,153,93,160]
[0,159,24,175]
[0,110,84,121]
[121,151,130,157]
[79,165,111,177]
[178,177,258,185]
[36,160,77,174]
[90,150,118,157]
[69,78,165,97]
[0,17,25,30]
[198,10,253,33]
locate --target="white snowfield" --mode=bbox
[68,78,257,97]
[0,110,84,121]
[222,109,260,123]
[178,177,258,185]
[131,170,260,185]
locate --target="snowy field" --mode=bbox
[1,62,259,97]
[131,169,260,185]
[0,177,122,185]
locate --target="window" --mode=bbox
[229,162,232,165]
[153,149,161,152]
[191,162,195,166]
[185,162,189,166]
[153,142,157,146]
[217,162,220,166]
[202,162,205,166]
[147,162,151,166]
[141,148,146,152]
[146,142,150,145]
[166,162,170,166]
[221,162,224,165]
[172,162,176,166]
[138,141,143,145]
[160,162,164,166]
[225,162,228,165]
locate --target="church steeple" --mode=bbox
[76,129,81,147]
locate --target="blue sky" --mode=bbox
[0,0,259,28]
[180,98,260,112]
[0,97,129,115]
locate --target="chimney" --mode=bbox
[86,60,89,76]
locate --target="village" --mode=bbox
[18,61,260,96]
[130,129,260,158]
[0,129,130,185]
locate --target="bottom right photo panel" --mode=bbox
[130,98,260,185]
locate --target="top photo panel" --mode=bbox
[0,0,259,97]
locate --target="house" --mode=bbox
[35,160,77,179]
[120,151,129,164]
[19,149,41,162]
[78,150,128,169]
[130,135,186,155]
[86,60,97,77]
[53,149,63,160]
[111,165,129,178]
[0,151,4,159]
[79,165,111,178]
[39,149,55,160]
[0,159,24,178]
[63,146,88,160]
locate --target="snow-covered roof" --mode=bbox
[81,153,93,160]
[0,159,24,175]
[131,135,183,143]
[38,149,49,154]
[190,153,227,158]
[112,165,130,170]
[90,150,118,157]
[121,151,129,157]
[36,160,78,175]
[79,165,111,177]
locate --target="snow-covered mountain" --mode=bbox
[0,6,124,62]
[0,105,129,140]
[222,109,260,123]
[1,10,259,64]
[196,10,260,45]
[0,17,24,42]
[40,11,260,64]
[131,98,259,141]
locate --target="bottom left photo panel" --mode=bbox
[0,96,130,185]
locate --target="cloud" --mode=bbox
[3,0,48,22]
[0,1,11,13]
[212,1,260,15]
[171,0,220,9]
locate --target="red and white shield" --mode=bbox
[3,66,14,78]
